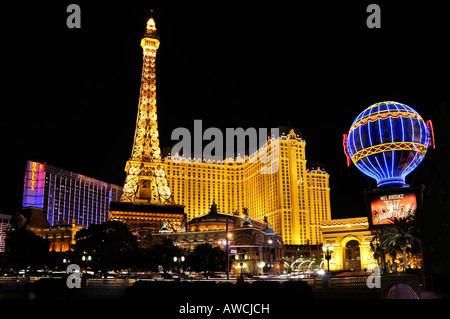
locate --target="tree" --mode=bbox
[147,237,183,276]
[4,229,50,271]
[379,216,420,272]
[73,220,137,274]
[369,231,385,272]
[185,243,226,279]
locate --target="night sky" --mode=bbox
[2,1,449,219]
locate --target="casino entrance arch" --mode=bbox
[321,217,375,271]
[343,239,361,271]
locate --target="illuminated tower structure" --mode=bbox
[109,13,184,233]
[120,14,172,204]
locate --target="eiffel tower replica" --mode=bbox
[109,12,185,234]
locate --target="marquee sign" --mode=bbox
[370,192,417,225]
[363,185,424,228]
[23,160,46,208]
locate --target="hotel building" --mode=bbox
[164,128,331,245]
[23,160,123,227]
[152,202,284,276]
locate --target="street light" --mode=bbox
[226,217,232,280]
[235,254,248,281]
[322,244,333,274]
[173,256,185,282]
[81,254,92,271]
[82,255,92,270]
[82,255,92,262]
[81,254,92,286]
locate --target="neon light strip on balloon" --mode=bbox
[426,120,435,148]
[365,119,383,180]
[348,101,422,128]
[351,142,427,164]
[349,111,423,134]
[360,116,383,181]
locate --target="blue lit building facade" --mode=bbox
[23,160,123,227]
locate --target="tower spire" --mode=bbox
[144,10,159,40]
[131,11,161,163]
[120,12,173,204]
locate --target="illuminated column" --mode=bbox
[332,244,344,271]
[359,242,372,271]
[121,12,173,204]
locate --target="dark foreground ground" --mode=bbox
[1,278,449,318]
[1,277,449,300]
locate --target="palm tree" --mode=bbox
[369,231,385,272]
[379,215,420,272]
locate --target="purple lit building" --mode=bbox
[22,160,122,227]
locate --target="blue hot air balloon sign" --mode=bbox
[343,101,435,188]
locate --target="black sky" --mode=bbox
[2,1,449,219]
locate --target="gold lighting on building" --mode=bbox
[113,13,331,246]
[165,129,331,245]
[321,217,376,271]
